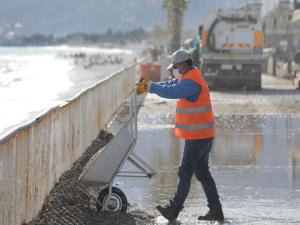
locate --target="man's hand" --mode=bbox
[135,80,149,95]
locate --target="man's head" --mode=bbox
[167,49,193,75]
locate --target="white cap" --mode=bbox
[167,49,191,70]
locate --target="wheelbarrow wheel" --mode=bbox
[96,186,128,212]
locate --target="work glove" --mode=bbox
[135,80,150,95]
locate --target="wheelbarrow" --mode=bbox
[77,88,156,212]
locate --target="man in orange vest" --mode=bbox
[136,49,224,222]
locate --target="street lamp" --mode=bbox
[280,0,293,76]
[288,11,293,75]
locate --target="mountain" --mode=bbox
[0,0,246,35]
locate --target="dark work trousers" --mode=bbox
[173,138,222,212]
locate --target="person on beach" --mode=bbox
[292,70,298,88]
[135,49,224,222]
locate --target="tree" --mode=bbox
[163,0,188,53]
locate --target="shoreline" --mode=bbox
[0,45,139,140]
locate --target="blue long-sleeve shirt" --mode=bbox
[149,77,201,102]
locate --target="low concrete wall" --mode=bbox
[0,64,136,225]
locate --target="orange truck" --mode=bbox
[201,0,264,90]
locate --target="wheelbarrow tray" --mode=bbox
[78,126,134,188]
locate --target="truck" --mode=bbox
[201,0,264,90]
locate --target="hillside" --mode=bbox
[0,0,244,35]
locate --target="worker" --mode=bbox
[135,49,224,222]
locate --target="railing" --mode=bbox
[0,63,136,225]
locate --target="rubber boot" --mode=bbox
[156,200,183,222]
[198,209,224,221]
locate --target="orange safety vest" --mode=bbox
[174,67,215,140]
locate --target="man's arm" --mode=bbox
[149,78,201,100]
[157,78,179,86]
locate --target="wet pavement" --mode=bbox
[115,75,300,224]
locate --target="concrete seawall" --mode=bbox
[0,64,136,225]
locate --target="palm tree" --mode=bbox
[163,0,188,53]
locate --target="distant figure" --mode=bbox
[150,46,160,62]
[292,70,298,88]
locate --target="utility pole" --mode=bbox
[272,17,277,76]
[287,9,293,76]
[278,0,293,76]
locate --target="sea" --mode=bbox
[0,46,135,139]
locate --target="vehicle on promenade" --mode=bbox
[201,0,264,90]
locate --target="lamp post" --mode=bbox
[272,17,277,76]
[287,12,293,76]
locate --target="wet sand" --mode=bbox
[24,131,156,225]
[57,51,137,101]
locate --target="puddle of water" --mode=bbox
[116,115,300,224]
